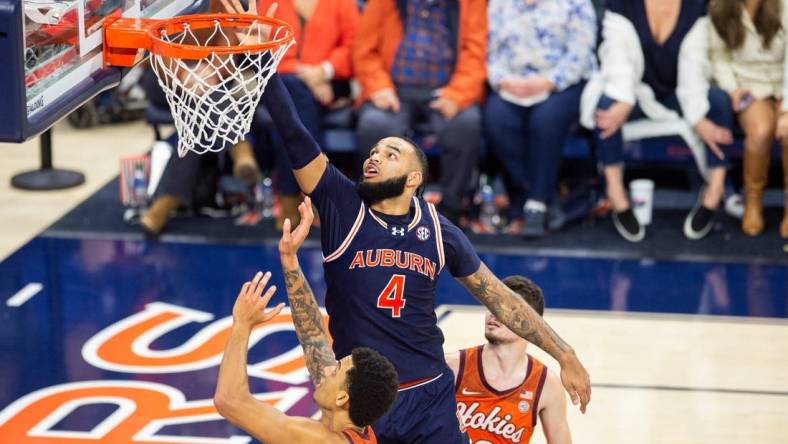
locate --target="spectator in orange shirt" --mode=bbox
[256,0,359,227]
[353,0,487,224]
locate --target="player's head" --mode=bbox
[313,347,398,427]
[485,275,545,345]
[357,136,428,205]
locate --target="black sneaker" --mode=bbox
[522,208,546,237]
[612,208,645,242]
[684,200,717,240]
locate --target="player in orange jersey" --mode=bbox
[214,200,398,444]
[446,276,571,444]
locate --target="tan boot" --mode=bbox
[276,194,301,231]
[231,140,262,186]
[781,143,788,238]
[140,195,180,235]
[742,146,771,236]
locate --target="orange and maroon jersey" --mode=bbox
[455,345,548,444]
[342,426,377,443]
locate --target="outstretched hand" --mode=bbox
[695,117,731,160]
[278,196,315,257]
[232,271,284,329]
[559,351,592,414]
[218,0,278,43]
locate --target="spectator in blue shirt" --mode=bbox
[483,0,597,237]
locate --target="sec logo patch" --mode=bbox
[416,226,431,241]
[518,400,530,413]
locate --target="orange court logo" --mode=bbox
[0,380,307,443]
[82,302,328,383]
[0,302,330,443]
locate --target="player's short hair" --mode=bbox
[346,347,398,427]
[503,275,544,316]
[398,136,428,189]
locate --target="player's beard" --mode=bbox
[356,174,408,206]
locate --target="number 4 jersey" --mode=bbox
[311,165,481,382]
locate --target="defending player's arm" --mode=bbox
[457,263,591,412]
[539,370,572,444]
[213,273,345,444]
[278,198,337,385]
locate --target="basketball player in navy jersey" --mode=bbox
[261,96,590,444]
[223,4,590,443]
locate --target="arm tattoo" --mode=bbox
[283,266,336,386]
[458,263,572,361]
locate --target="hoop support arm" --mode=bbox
[103,13,157,67]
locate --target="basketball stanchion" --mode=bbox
[102,13,295,157]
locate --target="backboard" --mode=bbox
[0,0,205,143]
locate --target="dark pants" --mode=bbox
[356,88,481,212]
[595,87,734,168]
[143,68,300,199]
[373,370,467,444]
[484,82,585,217]
[154,134,227,207]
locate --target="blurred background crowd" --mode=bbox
[103,0,787,245]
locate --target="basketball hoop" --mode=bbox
[103,13,295,157]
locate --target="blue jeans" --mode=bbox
[484,82,585,216]
[595,87,734,168]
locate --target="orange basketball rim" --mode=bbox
[102,12,295,66]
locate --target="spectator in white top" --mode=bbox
[708,0,788,238]
[581,0,736,242]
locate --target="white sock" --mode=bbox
[524,200,547,213]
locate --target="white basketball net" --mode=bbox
[150,20,293,157]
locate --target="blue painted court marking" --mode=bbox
[6,283,43,307]
[0,235,786,441]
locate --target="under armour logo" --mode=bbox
[391,226,405,236]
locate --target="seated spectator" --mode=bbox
[581,0,735,242]
[708,0,788,237]
[484,0,597,237]
[139,69,262,235]
[352,0,487,224]
[253,0,359,228]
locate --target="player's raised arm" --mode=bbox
[278,198,337,385]
[457,263,591,413]
[222,0,327,193]
[214,272,348,444]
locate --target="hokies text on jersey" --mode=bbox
[456,402,527,443]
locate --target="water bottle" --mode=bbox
[260,177,274,219]
[132,162,148,209]
[475,174,499,233]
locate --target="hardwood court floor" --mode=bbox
[0,120,149,261]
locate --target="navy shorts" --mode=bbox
[373,370,468,444]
